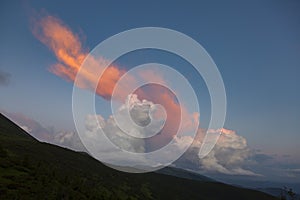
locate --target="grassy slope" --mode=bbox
[0,113,278,200]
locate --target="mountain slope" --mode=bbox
[157,166,215,182]
[0,113,278,200]
[257,188,300,200]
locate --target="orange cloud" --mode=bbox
[31,14,124,99]
[31,15,85,71]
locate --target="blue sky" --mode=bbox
[0,1,300,181]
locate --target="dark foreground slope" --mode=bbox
[0,113,278,200]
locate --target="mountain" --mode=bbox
[0,113,278,200]
[257,188,300,200]
[157,166,215,182]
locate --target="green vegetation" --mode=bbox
[0,113,278,199]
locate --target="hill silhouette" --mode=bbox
[0,113,278,199]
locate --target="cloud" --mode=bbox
[31,14,199,148]
[79,94,200,170]
[31,13,125,99]
[83,113,149,168]
[83,94,169,154]
[29,13,280,176]
[3,111,53,141]
[79,96,260,175]
[198,129,261,175]
[2,111,85,152]
[0,70,11,86]
[53,130,85,151]
[84,113,146,154]
[174,128,262,176]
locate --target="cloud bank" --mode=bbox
[76,95,257,175]
[5,109,296,177]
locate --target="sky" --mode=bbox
[0,0,300,182]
